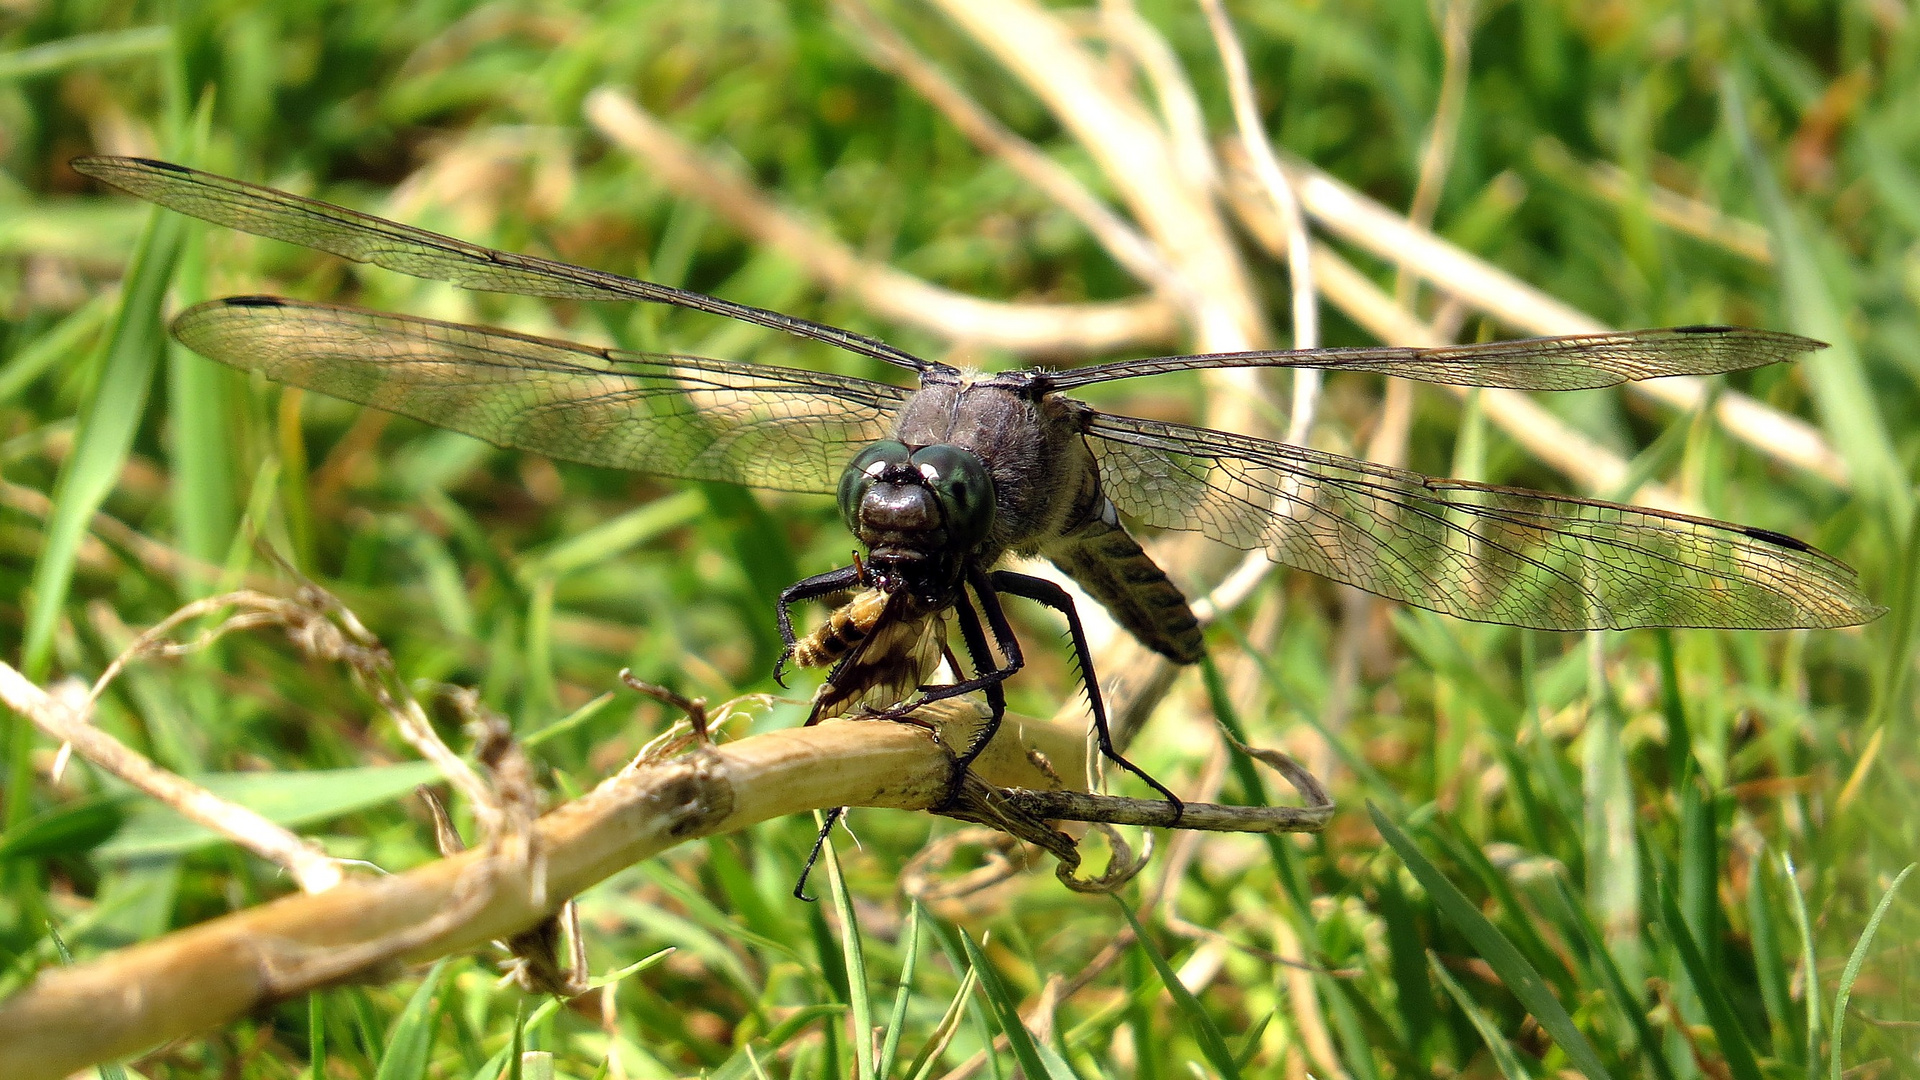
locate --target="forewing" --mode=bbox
[1084,414,1878,630]
[72,155,928,372]
[174,297,912,493]
[1048,325,1822,392]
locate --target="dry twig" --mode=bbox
[0,690,1328,1080]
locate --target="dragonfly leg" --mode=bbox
[774,564,864,687]
[792,805,846,902]
[989,570,1185,819]
[943,586,1009,779]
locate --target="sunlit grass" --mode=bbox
[2,1,1915,1078]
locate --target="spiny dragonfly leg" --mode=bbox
[792,805,846,902]
[774,564,863,687]
[988,569,1185,820]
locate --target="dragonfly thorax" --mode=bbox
[838,439,997,604]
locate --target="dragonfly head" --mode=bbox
[839,440,996,599]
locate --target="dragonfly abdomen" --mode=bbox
[1046,514,1204,664]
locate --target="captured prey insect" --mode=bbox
[787,579,951,725]
[74,156,1881,827]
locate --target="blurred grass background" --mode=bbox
[1,0,1917,1078]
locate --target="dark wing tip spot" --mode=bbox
[1743,525,1813,551]
[222,295,288,309]
[1671,324,1737,334]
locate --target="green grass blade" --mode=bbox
[901,967,977,1080]
[309,991,326,1080]
[1780,852,1822,1080]
[1369,802,1610,1080]
[1656,880,1764,1080]
[165,230,236,592]
[1722,68,1911,533]
[1869,514,1920,729]
[0,293,113,408]
[0,25,171,80]
[877,899,923,1078]
[958,929,1072,1080]
[1113,900,1241,1080]
[1828,865,1914,1080]
[522,490,706,580]
[1745,846,1802,1065]
[19,181,187,681]
[820,812,876,1080]
[373,959,449,1080]
[0,793,127,861]
[94,762,444,858]
[1428,952,1536,1080]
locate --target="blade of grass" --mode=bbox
[1369,801,1610,1080]
[13,92,198,835]
[18,179,187,680]
[165,228,236,593]
[309,991,326,1080]
[877,898,923,1078]
[901,966,978,1080]
[1868,514,1920,730]
[522,490,706,580]
[1722,67,1910,534]
[958,929,1073,1080]
[1428,952,1535,1080]
[373,959,449,1080]
[1745,845,1802,1065]
[820,811,876,1080]
[1655,880,1764,1080]
[0,25,171,80]
[1546,875,1679,1080]
[0,293,113,408]
[1113,899,1241,1080]
[1827,865,1914,1080]
[1780,852,1822,1080]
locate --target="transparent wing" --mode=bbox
[1048,325,1823,392]
[174,297,914,493]
[73,155,932,373]
[1085,413,1878,630]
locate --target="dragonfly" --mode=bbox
[74,155,1879,816]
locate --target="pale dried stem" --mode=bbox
[0,697,1323,1080]
[1222,172,1693,513]
[1534,136,1774,265]
[1396,0,1474,306]
[1191,0,1324,676]
[1328,0,1471,745]
[924,0,1261,351]
[836,0,1182,299]
[1273,913,1349,1080]
[0,656,344,895]
[1097,5,1218,198]
[1197,0,1317,362]
[0,477,275,591]
[297,590,504,838]
[584,88,1180,357]
[1253,149,1848,486]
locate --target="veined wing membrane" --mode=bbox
[1085,413,1878,630]
[1049,326,1824,392]
[72,155,930,372]
[174,297,912,494]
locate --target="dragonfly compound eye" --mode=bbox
[839,440,912,533]
[911,443,996,550]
